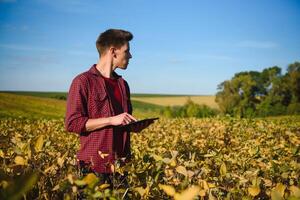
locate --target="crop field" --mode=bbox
[2,91,218,109]
[0,93,162,119]
[0,93,300,199]
[131,95,218,109]
[0,93,65,119]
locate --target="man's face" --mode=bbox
[113,42,132,70]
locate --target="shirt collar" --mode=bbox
[89,64,122,79]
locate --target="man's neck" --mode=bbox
[96,59,115,79]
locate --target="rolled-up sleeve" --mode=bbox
[65,75,89,134]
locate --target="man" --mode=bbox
[65,29,150,186]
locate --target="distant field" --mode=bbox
[132,95,218,109]
[1,91,68,99]
[2,91,218,108]
[131,93,189,97]
[0,92,162,119]
[0,93,66,119]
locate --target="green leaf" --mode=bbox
[219,162,227,176]
[152,154,163,161]
[4,171,39,200]
[74,180,86,186]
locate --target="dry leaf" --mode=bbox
[82,173,98,186]
[199,189,206,197]
[0,149,4,158]
[159,184,176,196]
[248,186,260,196]
[174,186,199,200]
[275,183,286,197]
[14,156,27,165]
[98,151,109,159]
[35,135,44,152]
[289,186,300,198]
[176,166,188,177]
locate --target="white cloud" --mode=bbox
[237,40,278,49]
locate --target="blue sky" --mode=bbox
[0,0,299,95]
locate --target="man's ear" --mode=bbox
[109,47,117,58]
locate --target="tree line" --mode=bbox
[216,61,300,117]
[161,99,219,118]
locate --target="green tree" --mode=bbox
[215,62,300,117]
[215,80,241,116]
[285,62,300,114]
[162,99,218,118]
[287,62,300,103]
[216,72,260,117]
[256,66,291,116]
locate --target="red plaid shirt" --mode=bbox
[65,64,132,173]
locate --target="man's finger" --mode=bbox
[126,113,137,122]
[125,117,132,124]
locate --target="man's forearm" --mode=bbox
[85,117,112,132]
[85,112,136,132]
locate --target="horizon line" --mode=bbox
[0,90,216,96]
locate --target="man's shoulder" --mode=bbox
[72,69,96,84]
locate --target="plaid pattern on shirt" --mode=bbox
[65,64,132,173]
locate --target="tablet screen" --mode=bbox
[121,117,159,130]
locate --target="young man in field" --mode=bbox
[65,29,150,188]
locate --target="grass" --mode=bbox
[0,93,66,119]
[1,91,67,99]
[0,92,162,119]
[131,100,163,119]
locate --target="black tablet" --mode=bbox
[121,117,159,130]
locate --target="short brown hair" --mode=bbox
[96,29,133,56]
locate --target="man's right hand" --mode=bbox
[109,112,137,126]
[85,112,137,132]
